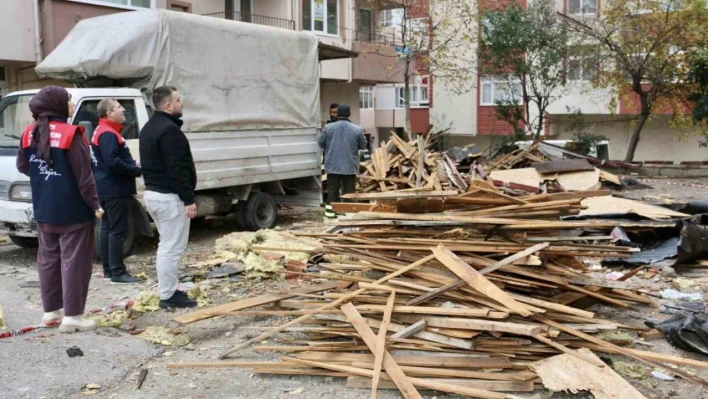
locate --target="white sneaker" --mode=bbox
[58,316,97,333]
[42,309,64,324]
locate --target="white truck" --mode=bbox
[0,10,354,253]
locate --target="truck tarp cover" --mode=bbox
[36,10,320,133]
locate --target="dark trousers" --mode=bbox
[37,222,94,317]
[99,197,129,277]
[327,174,356,204]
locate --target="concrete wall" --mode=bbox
[550,115,708,162]
[185,0,223,15]
[0,0,37,63]
[253,0,292,20]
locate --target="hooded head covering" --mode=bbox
[28,86,70,164]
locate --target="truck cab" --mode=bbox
[0,88,150,248]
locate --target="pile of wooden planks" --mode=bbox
[169,188,708,398]
[358,129,462,193]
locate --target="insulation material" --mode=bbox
[132,291,161,313]
[213,230,313,279]
[613,362,647,379]
[89,310,130,328]
[138,326,190,347]
[35,10,320,133]
[0,306,6,330]
[187,285,214,308]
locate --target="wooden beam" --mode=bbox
[372,291,396,398]
[390,320,428,340]
[432,245,533,317]
[218,255,435,358]
[341,303,422,399]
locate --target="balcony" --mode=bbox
[203,11,295,31]
[346,29,403,84]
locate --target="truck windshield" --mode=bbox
[0,94,33,148]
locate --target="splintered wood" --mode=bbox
[171,185,708,397]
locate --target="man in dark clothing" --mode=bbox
[139,86,197,309]
[91,98,143,284]
[325,103,339,125]
[317,104,367,218]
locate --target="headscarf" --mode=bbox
[28,86,70,165]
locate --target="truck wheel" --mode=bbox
[242,192,277,231]
[93,216,136,260]
[9,235,39,248]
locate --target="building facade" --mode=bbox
[0,0,404,151]
[429,0,708,162]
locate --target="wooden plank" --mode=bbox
[391,320,428,340]
[478,242,550,275]
[372,291,396,398]
[296,352,513,369]
[341,190,459,200]
[531,334,605,367]
[174,282,340,324]
[340,303,422,399]
[396,316,541,336]
[530,348,647,399]
[352,305,506,319]
[218,255,435,357]
[405,280,465,306]
[331,202,376,214]
[285,357,507,399]
[347,377,535,392]
[432,244,533,317]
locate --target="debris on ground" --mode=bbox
[137,326,190,347]
[651,370,676,381]
[212,230,317,279]
[187,285,213,308]
[66,346,84,358]
[660,289,703,301]
[0,306,5,330]
[646,313,708,356]
[81,383,101,395]
[88,310,130,328]
[131,291,160,312]
[613,362,648,379]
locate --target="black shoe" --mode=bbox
[159,290,197,309]
[110,273,144,284]
[103,271,112,279]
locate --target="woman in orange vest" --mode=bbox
[16,86,104,333]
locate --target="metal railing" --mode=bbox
[203,11,295,31]
[345,28,400,46]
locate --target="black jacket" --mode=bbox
[139,112,197,205]
[91,119,142,199]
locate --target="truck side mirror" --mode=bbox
[79,121,95,143]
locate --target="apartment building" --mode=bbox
[0,0,404,150]
[430,0,707,162]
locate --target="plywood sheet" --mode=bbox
[580,196,689,220]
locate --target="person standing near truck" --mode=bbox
[139,86,198,309]
[326,103,339,125]
[91,99,144,284]
[317,104,367,218]
[16,86,104,333]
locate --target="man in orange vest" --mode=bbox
[91,99,143,284]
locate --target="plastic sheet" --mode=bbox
[646,313,708,356]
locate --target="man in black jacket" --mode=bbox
[139,86,197,309]
[91,98,143,284]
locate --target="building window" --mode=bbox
[480,78,523,106]
[394,77,430,109]
[381,8,404,27]
[71,0,153,8]
[360,86,374,109]
[567,55,598,82]
[303,0,339,35]
[568,0,597,15]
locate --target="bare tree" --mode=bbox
[357,0,477,138]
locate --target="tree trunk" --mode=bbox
[624,93,651,162]
[624,112,649,162]
[404,71,413,142]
